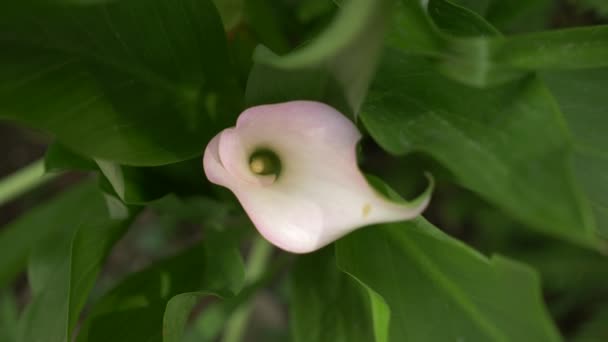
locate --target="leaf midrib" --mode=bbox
[0,37,179,95]
[388,229,510,342]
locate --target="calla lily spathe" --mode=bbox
[203,101,430,253]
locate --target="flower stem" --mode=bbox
[223,237,274,342]
[0,159,56,207]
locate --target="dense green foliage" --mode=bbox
[1,0,607,341]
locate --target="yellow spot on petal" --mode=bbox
[362,203,372,218]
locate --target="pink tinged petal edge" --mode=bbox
[202,134,229,187]
[202,100,433,253]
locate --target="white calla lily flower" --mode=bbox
[203,101,431,253]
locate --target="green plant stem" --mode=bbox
[0,159,56,207]
[223,237,274,342]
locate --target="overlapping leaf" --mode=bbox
[290,248,375,342]
[0,181,116,288]
[542,68,608,238]
[246,0,391,116]
[76,229,244,342]
[14,182,131,342]
[391,0,608,86]
[361,51,598,246]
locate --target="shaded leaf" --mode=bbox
[484,0,554,34]
[0,181,104,288]
[96,156,210,205]
[16,182,132,342]
[0,291,18,342]
[246,0,391,115]
[77,229,244,342]
[0,0,242,166]
[162,231,244,342]
[290,247,375,342]
[542,68,608,239]
[44,143,98,172]
[391,0,608,86]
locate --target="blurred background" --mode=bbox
[1,0,608,341]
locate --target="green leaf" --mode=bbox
[391,0,608,86]
[162,229,244,342]
[212,0,244,31]
[77,229,244,342]
[246,0,391,115]
[446,0,492,15]
[427,0,500,37]
[44,143,98,172]
[0,0,242,166]
[290,247,375,342]
[361,50,597,246]
[542,68,608,239]
[96,156,210,205]
[336,219,562,341]
[508,241,608,319]
[0,291,19,342]
[16,182,131,342]
[0,181,106,288]
[484,0,554,33]
[244,0,291,54]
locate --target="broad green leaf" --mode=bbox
[336,219,562,341]
[16,182,131,342]
[542,68,608,239]
[361,50,597,246]
[392,0,608,86]
[77,229,244,342]
[0,0,242,166]
[0,181,105,288]
[246,0,391,115]
[290,247,375,342]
